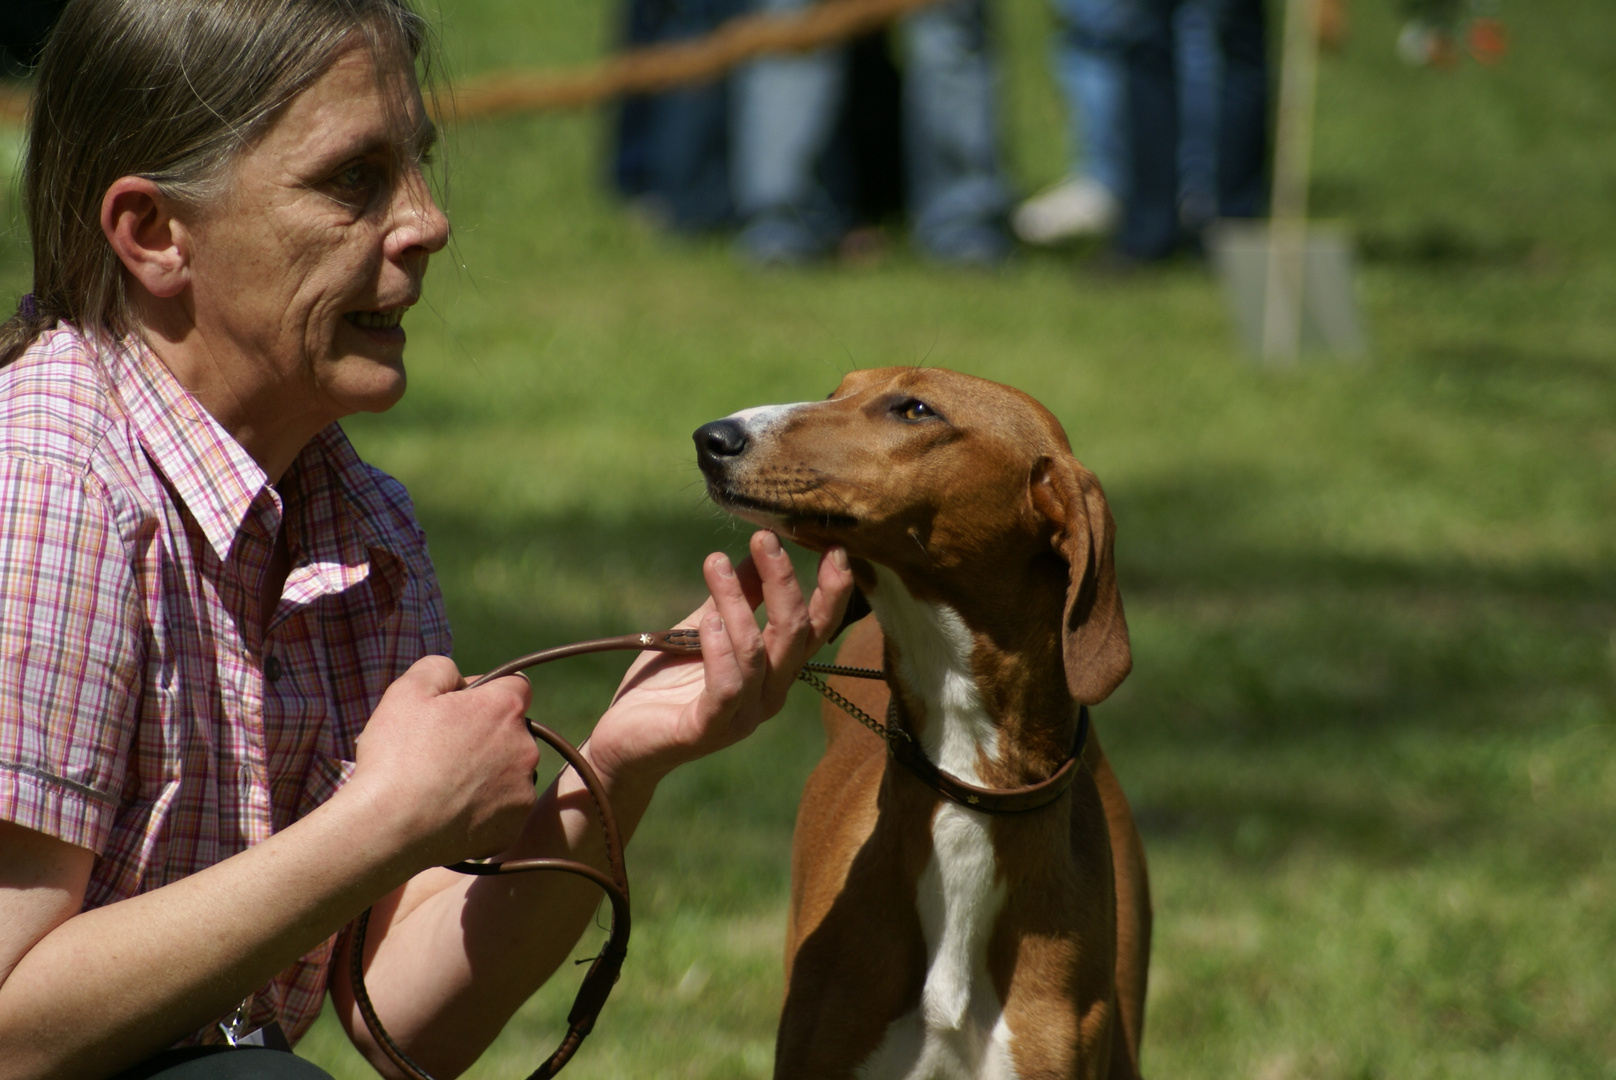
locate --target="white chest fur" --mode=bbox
[857,569,1019,1080]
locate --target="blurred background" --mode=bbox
[2,0,1613,1076]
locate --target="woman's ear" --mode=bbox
[1029,454,1132,705]
[101,177,192,300]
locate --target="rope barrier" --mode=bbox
[440,0,943,119]
[0,0,945,129]
[0,83,24,126]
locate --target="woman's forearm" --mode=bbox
[334,751,664,1079]
[0,779,421,1080]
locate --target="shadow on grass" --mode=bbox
[1414,342,1616,388]
[1099,472,1614,872]
[411,483,1615,880]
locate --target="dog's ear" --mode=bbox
[1029,455,1131,704]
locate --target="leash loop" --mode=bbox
[349,630,702,1080]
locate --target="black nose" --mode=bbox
[694,419,748,461]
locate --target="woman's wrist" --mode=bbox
[576,725,675,807]
[318,771,445,884]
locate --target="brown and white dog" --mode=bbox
[694,367,1151,1080]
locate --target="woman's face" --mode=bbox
[181,40,448,429]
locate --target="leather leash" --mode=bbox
[348,630,701,1080]
[348,629,1089,1080]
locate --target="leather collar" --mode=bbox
[887,704,1090,814]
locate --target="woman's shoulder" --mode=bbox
[0,325,134,478]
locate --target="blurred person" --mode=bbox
[1014,0,1266,257]
[1011,0,1137,244]
[610,0,906,240]
[0,2,854,1079]
[1112,0,1269,264]
[731,0,1011,265]
[613,0,747,231]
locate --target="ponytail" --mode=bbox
[0,293,56,369]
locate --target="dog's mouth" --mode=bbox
[705,483,860,534]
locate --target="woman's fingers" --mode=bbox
[754,531,811,661]
[703,552,763,663]
[805,546,855,648]
[700,532,856,723]
[354,656,540,866]
[694,610,744,718]
[591,536,857,784]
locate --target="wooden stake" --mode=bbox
[1261,0,1322,361]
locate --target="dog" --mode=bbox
[694,367,1151,1080]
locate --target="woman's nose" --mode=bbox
[387,168,450,258]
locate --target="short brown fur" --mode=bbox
[698,368,1151,1079]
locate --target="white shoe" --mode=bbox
[1012,176,1121,245]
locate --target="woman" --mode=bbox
[0,1,853,1077]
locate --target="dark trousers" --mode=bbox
[112,1047,334,1080]
[1117,0,1269,260]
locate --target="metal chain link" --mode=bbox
[795,663,910,745]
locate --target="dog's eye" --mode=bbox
[896,399,935,421]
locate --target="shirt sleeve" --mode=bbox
[0,454,143,851]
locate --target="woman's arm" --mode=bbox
[0,658,538,1080]
[332,532,853,1079]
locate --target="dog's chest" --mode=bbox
[860,573,1020,1080]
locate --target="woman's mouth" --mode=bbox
[344,307,406,331]
[343,306,408,345]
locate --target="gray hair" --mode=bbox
[1,0,437,367]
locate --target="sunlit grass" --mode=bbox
[1,0,1613,1076]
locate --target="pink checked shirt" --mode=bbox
[0,325,451,1044]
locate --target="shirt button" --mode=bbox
[264,656,283,684]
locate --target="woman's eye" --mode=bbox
[897,399,935,421]
[327,163,380,203]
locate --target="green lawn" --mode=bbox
[3,0,1614,1076]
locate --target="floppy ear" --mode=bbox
[1029,455,1132,704]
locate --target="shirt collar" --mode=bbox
[106,336,409,608]
[105,335,271,564]
[279,425,409,616]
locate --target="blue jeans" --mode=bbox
[731,0,1009,258]
[1116,0,1269,259]
[613,0,747,230]
[1050,0,1245,222]
[1049,0,1140,200]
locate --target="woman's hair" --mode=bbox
[0,0,436,367]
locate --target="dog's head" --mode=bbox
[694,367,1130,704]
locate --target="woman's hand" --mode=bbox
[347,657,538,869]
[586,531,854,790]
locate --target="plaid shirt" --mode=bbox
[0,325,451,1045]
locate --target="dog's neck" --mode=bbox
[864,565,1079,789]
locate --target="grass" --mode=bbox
[3,0,1615,1076]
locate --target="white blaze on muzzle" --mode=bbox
[721,401,814,446]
